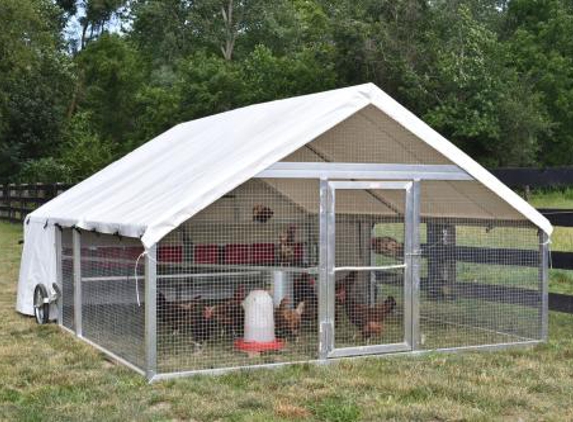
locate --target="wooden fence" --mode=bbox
[1,168,572,313]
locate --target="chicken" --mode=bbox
[204,284,246,338]
[278,224,297,265]
[157,292,216,343]
[337,272,396,340]
[293,273,318,327]
[371,236,404,259]
[252,204,274,223]
[275,297,305,341]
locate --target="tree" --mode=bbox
[0,0,74,182]
[504,0,573,165]
[74,33,145,148]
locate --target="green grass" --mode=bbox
[529,187,573,209]
[2,219,573,420]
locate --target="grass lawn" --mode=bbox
[1,216,573,421]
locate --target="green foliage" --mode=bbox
[504,0,573,165]
[58,112,115,183]
[17,113,114,183]
[3,0,573,184]
[0,0,74,183]
[75,34,145,146]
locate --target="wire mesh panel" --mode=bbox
[79,232,146,368]
[281,105,453,165]
[61,228,74,330]
[156,178,319,374]
[418,181,543,350]
[332,188,406,351]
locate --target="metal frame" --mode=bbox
[55,227,63,326]
[539,231,549,341]
[410,180,421,350]
[258,163,472,181]
[72,229,82,337]
[318,178,331,359]
[145,245,157,380]
[326,180,414,358]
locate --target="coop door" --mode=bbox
[326,181,414,358]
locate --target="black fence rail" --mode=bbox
[0,183,70,222]
[491,167,573,188]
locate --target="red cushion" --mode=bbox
[225,244,251,264]
[195,244,219,264]
[251,243,275,264]
[157,245,183,263]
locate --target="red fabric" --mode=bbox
[225,244,251,264]
[251,243,275,264]
[293,243,304,262]
[195,244,219,264]
[157,245,183,263]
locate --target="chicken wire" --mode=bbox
[281,105,452,165]
[417,180,544,349]
[333,189,405,350]
[61,228,74,331]
[77,232,146,369]
[156,178,320,373]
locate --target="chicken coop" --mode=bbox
[18,84,551,381]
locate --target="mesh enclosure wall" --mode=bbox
[61,229,74,331]
[79,233,146,368]
[156,178,320,373]
[281,105,452,165]
[417,180,542,349]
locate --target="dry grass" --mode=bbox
[1,221,573,421]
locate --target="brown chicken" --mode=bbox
[252,204,274,223]
[371,236,404,259]
[157,292,216,343]
[204,284,246,338]
[275,297,305,341]
[278,224,297,265]
[293,273,318,327]
[337,272,396,339]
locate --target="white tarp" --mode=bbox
[16,83,552,315]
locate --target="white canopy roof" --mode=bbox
[28,83,552,247]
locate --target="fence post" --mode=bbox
[426,223,456,298]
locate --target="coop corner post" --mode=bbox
[145,244,157,381]
[318,178,332,360]
[539,230,549,342]
[55,227,63,326]
[72,228,82,337]
[410,180,421,351]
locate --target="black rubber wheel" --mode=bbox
[33,284,50,325]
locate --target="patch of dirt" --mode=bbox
[274,402,311,419]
